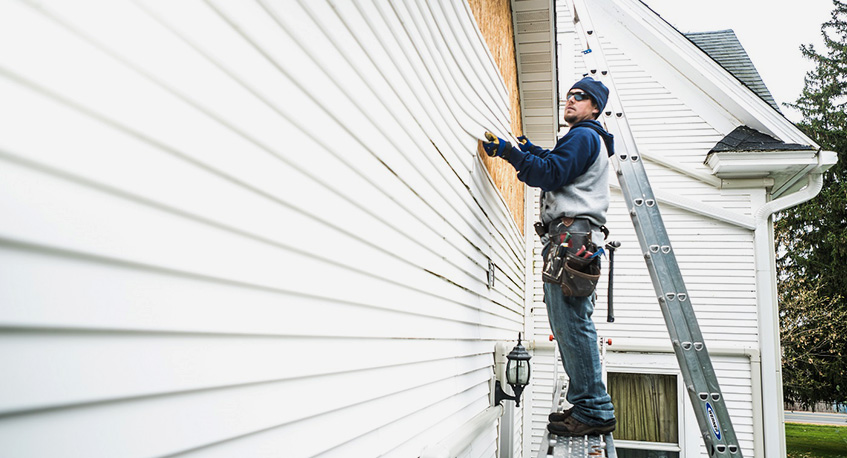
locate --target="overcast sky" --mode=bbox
[641,0,834,122]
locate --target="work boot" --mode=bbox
[547,416,616,437]
[547,407,573,423]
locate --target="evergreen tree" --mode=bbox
[777,0,847,408]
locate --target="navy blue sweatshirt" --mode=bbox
[505,120,614,229]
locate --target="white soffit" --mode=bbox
[512,0,558,148]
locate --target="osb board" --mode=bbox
[468,0,525,235]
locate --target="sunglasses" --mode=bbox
[566,92,590,101]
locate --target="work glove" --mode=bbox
[516,135,535,152]
[482,132,512,159]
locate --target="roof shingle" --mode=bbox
[710,126,815,153]
[685,30,781,112]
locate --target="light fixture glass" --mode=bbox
[496,333,532,407]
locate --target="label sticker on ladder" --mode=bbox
[706,402,722,440]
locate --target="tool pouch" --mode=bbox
[561,252,601,297]
[541,218,601,297]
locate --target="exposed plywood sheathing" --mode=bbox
[468,0,525,234]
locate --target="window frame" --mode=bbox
[606,366,685,456]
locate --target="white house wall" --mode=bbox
[526,1,760,456]
[0,1,528,457]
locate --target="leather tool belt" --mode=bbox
[539,217,602,297]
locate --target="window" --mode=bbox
[608,372,681,458]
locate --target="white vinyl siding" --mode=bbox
[528,1,759,456]
[0,1,526,457]
[597,194,758,346]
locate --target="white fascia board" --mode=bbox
[591,0,818,148]
[705,150,819,178]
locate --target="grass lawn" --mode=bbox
[786,422,847,458]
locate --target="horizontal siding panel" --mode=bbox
[0,7,524,286]
[0,0,529,457]
[1,331,493,416]
[0,366,491,458]
[0,250,520,352]
[0,162,522,315]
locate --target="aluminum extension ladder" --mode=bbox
[563,1,744,456]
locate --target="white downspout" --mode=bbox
[748,348,764,457]
[753,168,825,458]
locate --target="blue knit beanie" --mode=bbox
[569,77,609,114]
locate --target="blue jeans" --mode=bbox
[544,282,615,425]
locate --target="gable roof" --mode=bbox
[685,30,780,113]
[589,0,816,147]
[576,0,834,197]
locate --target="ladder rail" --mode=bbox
[567,1,743,456]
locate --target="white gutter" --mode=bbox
[420,405,505,458]
[751,150,835,458]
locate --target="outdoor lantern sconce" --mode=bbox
[495,333,532,407]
